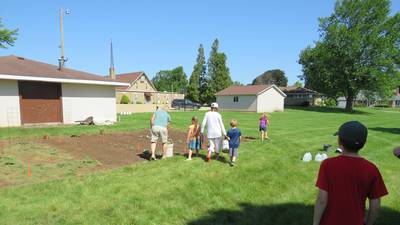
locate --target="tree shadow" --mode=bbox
[286,106,371,115]
[187,202,400,225]
[369,127,400,135]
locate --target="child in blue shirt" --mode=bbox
[226,119,242,167]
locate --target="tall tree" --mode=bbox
[252,69,288,86]
[294,80,303,88]
[299,0,400,111]
[187,44,206,103]
[152,66,188,93]
[0,17,18,48]
[233,81,244,86]
[206,39,232,104]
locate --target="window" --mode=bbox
[233,96,239,102]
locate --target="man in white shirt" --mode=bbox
[201,102,226,161]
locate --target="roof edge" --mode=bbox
[258,84,287,97]
[0,74,130,86]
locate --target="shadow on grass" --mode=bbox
[286,106,371,115]
[369,127,400,135]
[187,203,400,225]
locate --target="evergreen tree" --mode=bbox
[187,44,206,103]
[206,39,232,104]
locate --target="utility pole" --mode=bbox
[58,8,70,70]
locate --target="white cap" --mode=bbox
[211,102,219,108]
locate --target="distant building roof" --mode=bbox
[216,84,286,97]
[114,71,157,91]
[0,55,128,86]
[115,72,144,84]
[279,86,321,94]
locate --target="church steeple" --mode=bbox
[109,39,116,79]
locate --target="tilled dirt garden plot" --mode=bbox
[40,128,188,170]
[0,129,188,187]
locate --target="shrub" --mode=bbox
[120,95,130,104]
[324,98,337,107]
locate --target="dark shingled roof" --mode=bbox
[0,55,118,82]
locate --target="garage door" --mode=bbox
[18,81,63,124]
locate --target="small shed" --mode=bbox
[216,84,286,113]
[0,55,129,127]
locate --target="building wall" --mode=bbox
[126,75,156,92]
[116,91,184,104]
[217,95,257,112]
[257,89,285,112]
[62,83,117,124]
[0,79,21,127]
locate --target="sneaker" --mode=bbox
[206,153,211,162]
[186,158,192,161]
[230,161,235,167]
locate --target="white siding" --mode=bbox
[0,80,21,127]
[256,88,285,113]
[217,95,257,111]
[62,83,117,124]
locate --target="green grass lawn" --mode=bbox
[0,107,399,225]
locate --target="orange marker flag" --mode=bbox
[27,162,32,177]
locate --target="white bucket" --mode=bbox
[165,143,174,158]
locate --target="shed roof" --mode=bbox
[216,84,286,97]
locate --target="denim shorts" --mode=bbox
[229,148,238,157]
[188,138,201,150]
[259,126,267,131]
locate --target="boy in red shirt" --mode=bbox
[313,121,388,225]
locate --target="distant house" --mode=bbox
[0,55,129,127]
[389,86,400,108]
[114,72,184,104]
[280,86,323,106]
[337,86,400,108]
[216,85,286,113]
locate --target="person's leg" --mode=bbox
[207,138,215,161]
[150,126,159,160]
[195,138,200,157]
[214,137,222,160]
[188,149,193,160]
[229,148,233,163]
[260,127,264,141]
[265,128,269,139]
[187,141,194,160]
[232,148,238,162]
[162,142,167,158]
[150,142,157,159]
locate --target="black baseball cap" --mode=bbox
[334,121,368,150]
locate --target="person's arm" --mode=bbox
[365,198,381,225]
[186,128,192,144]
[219,116,226,136]
[313,189,328,225]
[150,113,155,126]
[167,113,171,127]
[201,114,207,134]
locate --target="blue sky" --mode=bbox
[1,0,399,85]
